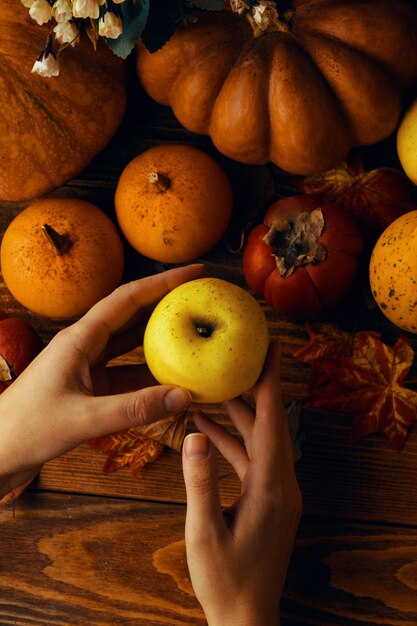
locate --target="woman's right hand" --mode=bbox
[182,342,302,625]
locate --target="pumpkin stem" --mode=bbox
[230,1,294,37]
[41,224,73,256]
[263,208,326,278]
[148,171,171,193]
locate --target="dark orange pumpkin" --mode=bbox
[0,1,127,201]
[136,1,417,175]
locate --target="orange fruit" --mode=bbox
[115,144,233,263]
[1,198,124,319]
[369,210,417,333]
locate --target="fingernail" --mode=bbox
[184,433,209,460]
[164,388,191,413]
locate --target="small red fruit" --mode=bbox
[243,194,364,319]
[0,315,43,380]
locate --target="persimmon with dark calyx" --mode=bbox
[242,195,364,319]
[0,198,125,319]
[0,315,43,384]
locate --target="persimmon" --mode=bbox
[243,194,364,319]
[0,198,124,319]
[115,144,233,263]
[0,315,43,380]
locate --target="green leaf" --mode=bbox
[107,0,150,60]
[140,0,183,53]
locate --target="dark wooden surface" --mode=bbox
[1,64,417,625]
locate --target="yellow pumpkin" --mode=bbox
[369,211,417,333]
[0,1,127,201]
[136,1,417,175]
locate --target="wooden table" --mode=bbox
[1,71,417,626]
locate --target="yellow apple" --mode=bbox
[397,97,417,185]
[143,277,270,403]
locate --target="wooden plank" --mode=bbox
[35,411,417,525]
[2,491,417,626]
[35,408,417,527]
[0,492,203,626]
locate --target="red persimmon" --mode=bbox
[0,315,43,381]
[242,194,364,319]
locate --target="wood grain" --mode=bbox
[2,492,417,626]
[34,407,417,527]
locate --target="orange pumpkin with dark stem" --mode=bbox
[115,144,233,263]
[0,1,127,201]
[136,1,417,176]
[0,198,125,319]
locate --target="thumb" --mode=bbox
[82,385,191,438]
[182,433,225,542]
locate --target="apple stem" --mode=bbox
[196,326,211,337]
[41,224,73,256]
[148,171,171,193]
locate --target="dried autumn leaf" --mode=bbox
[294,322,354,364]
[0,478,34,507]
[0,354,12,382]
[89,429,163,475]
[295,323,417,451]
[137,410,188,451]
[294,322,354,389]
[294,157,416,238]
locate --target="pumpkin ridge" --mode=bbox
[0,56,68,135]
[209,34,269,140]
[294,29,400,145]
[295,27,401,89]
[171,39,243,135]
[0,57,92,190]
[295,0,417,84]
[210,33,273,164]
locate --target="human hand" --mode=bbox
[182,342,302,626]
[0,264,204,498]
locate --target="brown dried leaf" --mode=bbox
[0,354,12,382]
[137,410,188,451]
[0,479,34,507]
[295,323,417,450]
[89,429,163,475]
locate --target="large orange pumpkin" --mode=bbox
[136,1,417,176]
[0,1,127,201]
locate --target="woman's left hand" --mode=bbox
[0,264,204,498]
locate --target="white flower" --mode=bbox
[54,20,79,46]
[21,0,35,8]
[98,11,123,39]
[251,1,278,30]
[32,51,60,78]
[29,0,52,25]
[52,0,73,22]
[72,0,104,19]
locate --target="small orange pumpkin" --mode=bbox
[115,144,233,263]
[136,1,417,175]
[370,211,417,333]
[0,1,127,201]
[1,198,125,319]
